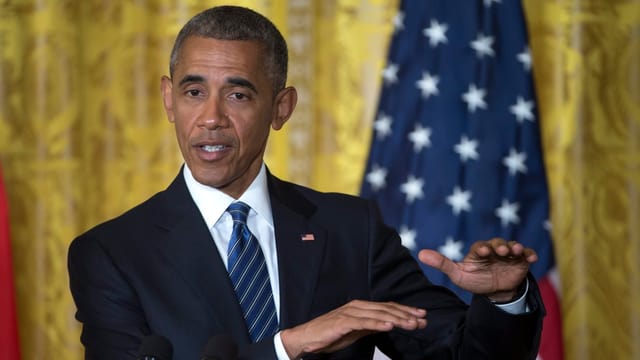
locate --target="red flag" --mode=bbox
[538,270,564,360]
[0,166,21,360]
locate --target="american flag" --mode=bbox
[360,1,563,359]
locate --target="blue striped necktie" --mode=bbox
[226,202,279,342]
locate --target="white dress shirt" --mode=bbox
[183,163,281,317]
[183,164,291,358]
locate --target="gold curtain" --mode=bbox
[524,1,640,359]
[0,0,639,359]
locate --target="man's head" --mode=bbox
[161,6,297,198]
[169,5,288,93]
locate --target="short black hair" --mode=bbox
[169,6,288,92]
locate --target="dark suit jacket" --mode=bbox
[68,170,544,359]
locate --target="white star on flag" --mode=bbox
[373,113,393,139]
[517,47,532,71]
[365,165,388,192]
[393,11,405,32]
[408,124,432,152]
[510,96,535,123]
[446,186,472,215]
[496,199,520,226]
[439,237,464,261]
[454,135,479,162]
[382,63,399,85]
[462,84,487,112]
[503,148,528,175]
[484,0,502,7]
[399,226,417,250]
[400,175,424,203]
[470,33,495,57]
[423,19,448,47]
[416,72,439,99]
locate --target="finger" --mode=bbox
[523,247,538,263]
[488,238,511,256]
[418,249,457,277]
[504,241,538,261]
[365,302,427,329]
[341,301,426,328]
[467,239,500,258]
[475,239,528,258]
[506,241,524,256]
[317,308,395,334]
[348,316,396,332]
[324,311,420,335]
[348,300,426,317]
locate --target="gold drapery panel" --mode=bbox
[525,1,640,359]
[0,0,639,359]
[0,1,396,358]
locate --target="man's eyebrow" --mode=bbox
[178,74,206,86]
[176,74,259,94]
[227,76,258,94]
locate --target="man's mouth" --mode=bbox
[201,144,226,152]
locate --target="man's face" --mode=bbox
[161,36,296,198]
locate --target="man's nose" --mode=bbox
[198,99,228,130]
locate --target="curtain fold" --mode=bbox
[0,1,638,359]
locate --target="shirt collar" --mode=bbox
[182,163,273,229]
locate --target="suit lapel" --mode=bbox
[268,174,326,328]
[152,173,250,341]
[149,171,326,338]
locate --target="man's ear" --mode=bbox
[271,86,298,130]
[160,75,175,123]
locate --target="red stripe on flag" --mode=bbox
[0,166,21,360]
[537,274,564,360]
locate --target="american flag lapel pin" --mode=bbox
[300,233,315,241]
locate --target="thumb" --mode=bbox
[418,249,456,277]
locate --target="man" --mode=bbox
[68,5,544,360]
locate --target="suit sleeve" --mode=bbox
[68,233,149,359]
[365,200,544,360]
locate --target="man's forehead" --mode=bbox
[179,36,265,57]
[174,38,262,69]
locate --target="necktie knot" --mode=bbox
[227,201,250,224]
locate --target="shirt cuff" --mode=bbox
[491,279,530,314]
[274,331,291,360]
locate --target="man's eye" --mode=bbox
[186,89,202,97]
[231,93,248,100]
